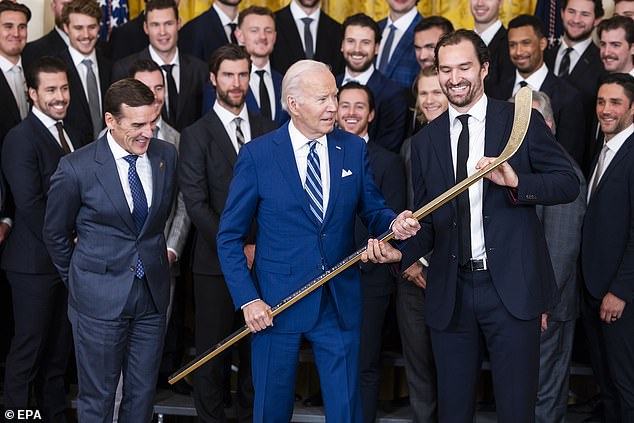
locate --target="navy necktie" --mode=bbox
[558,47,574,77]
[123,155,148,278]
[305,141,323,224]
[378,24,397,73]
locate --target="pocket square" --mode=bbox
[342,169,353,178]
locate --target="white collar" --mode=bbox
[68,45,97,68]
[31,106,58,129]
[149,44,179,66]
[629,67,634,77]
[252,60,272,75]
[290,0,320,21]
[386,6,418,33]
[213,2,238,25]
[604,123,634,153]
[213,100,249,127]
[343,65,375,85]
[0,54,21,72]
[107,130,148,160]
[288,119,327,151]
[448,94,488,126]
[515,63,549,90]
[362,133,369,143]
[475,19,502,46]
[561,36,592,56]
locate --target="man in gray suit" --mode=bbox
[527,91,586,423]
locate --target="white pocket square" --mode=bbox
[342,169,353,178]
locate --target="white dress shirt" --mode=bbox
[290,0,320,54]
[474,20,502,46]
[512,63,549,95]
[213,2,238,42]
[288,119,331,216]
[31,106,75,152]
[376,7,419,67]
[343,65,375,86]
[448,95,488,260]
[107,131,153,211]
[0,55,29,119]
[68,46,102,110]
[249,61,276,119]
[554,37,593,76]
[213,101,252,153]
[149,45,180,114]
[588,124,634,203]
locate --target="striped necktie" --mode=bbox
[305,140,323,224]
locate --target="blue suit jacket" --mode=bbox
[43,136,178,320]
[201,68,288,127]
[377,13,423,89]
[217,124,396,333]
[402,98,579,329]
[179,6,229,62]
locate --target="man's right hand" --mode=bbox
[243,299,273,333]
[0,222,10,244]
[402,261,427,289]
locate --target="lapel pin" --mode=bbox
[159,161,165,169]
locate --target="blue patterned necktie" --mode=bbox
[305,140,323,224]
[123,155,148,278]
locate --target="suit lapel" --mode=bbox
[280,7,304,58]
[386,14,421,76]
[206,111,238,166]
[591,134,634,201]
[27,113,66,157]
[483,100,511,198]
[61,49,91,116]
[431,113,455,193]
[143,141,166,233]
[176,53,193,122]
[322,134,344,227]
[0,72,21,124]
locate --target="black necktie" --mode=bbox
[161,64,178,125]
[301,17,314,59]
[228,23,238,44]
[558,47,574,77]
[255,70,272,120]
[519,80,528,88]
[456,114,472,266]
[55,121,72,155]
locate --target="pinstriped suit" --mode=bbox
[377,13,423,89]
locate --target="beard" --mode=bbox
[442,78,483,108]
[217,86,247,109]
[345,54,373,74]
[564,26,594,42]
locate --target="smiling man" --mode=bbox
[598,15,634,76]
[44,78,178,422]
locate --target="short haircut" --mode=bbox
[413,67,442,124]
[61,0,102,26]
[208,44,251,76]
[338,81,375,113]
[0,1,31,22]
[531,91,556,134]
[104,78,155,120]
[145,0,179,21]
[281,60,331,112]
[342,13,381,44]
[238,5,275,28]
[434,29,490,70]
[508,14,547,39]
[128,58,164,81]
[561,0,604,19]
[597,15,634,45]
[598,72,634,104]
[25,56,68,90]
[414,16,454,37]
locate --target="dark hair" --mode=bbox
[598,72,634,104]
[434,29,490,70]
[508,14,547,39]
[342,13,381,44]
[25,56,67,90]
[128,58,163,80]
[337,81,375,113]
[61,0,102,26]
[561,0,604,19]
[238,5,275,28]
[104,78,156,120]
[0,1,31,21]
[597,15,634,45]
[145,0,178,21]
[414,16,454,37]
[208,44,251,75]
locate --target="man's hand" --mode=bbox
[0,222,10,244]
[243,299,273,333]
[403,261,427,289]
[600,292,626,324]
[476,157,519,188]
[243,244,256,270]
[392,210,420,240]
[167,250,177,266]
[541,313,548,332]
[362,239,402,263]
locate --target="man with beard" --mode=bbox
[178,44,276,423]
[1,56,81,423]
[488,14,586,165]
[377,29,579,422]
[545,0,606,171]
[336,13,407,153]
[336,82,406,423]
[413,16,454,71]
[179,0,240,63]
[598,15,634,76]
[112,0,207,132]
[22,0,71,68]
[270,0,344,75]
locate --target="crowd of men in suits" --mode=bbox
[0,0,633,421]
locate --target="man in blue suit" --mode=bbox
[377,0,422,89]
[43,79,178,422]
[216,60,419,422]
[381,30,579,422]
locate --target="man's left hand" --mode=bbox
[476,157,519,188]
[0,222,10,244]
[541,313,548,332]
[392,210,420,240]
[167,250,177,266]
[362,239,402,263]
[600,292,626,324]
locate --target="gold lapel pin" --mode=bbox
[159,161,165,169]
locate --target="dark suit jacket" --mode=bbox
[377,13,423,89]
[107,12,149,62]
[179,6,230,62]
[336,70,408,153]
[112,47,208,131]
[581,133,634,303]
[354,140,406,297]
[178,109,276,275]
[44,136,178,320]
[270,6,344,76]
[58,48,111,147]
[402,98,580,330]
[0,70,22,145]
[22,28,67,70]
[484,25,513,93]
[487,69,586,164]
[1,112,83,274]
